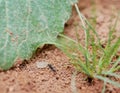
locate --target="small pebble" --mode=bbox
[36,61,48,69]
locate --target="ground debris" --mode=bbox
[36,61,48,69]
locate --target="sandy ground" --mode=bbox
[0,0,120,93]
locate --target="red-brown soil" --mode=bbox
[0,0,120,93]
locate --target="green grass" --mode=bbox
[53,3,120,92]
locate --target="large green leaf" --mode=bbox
[0,0,77,70]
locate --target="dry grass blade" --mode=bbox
[71,70,78,93]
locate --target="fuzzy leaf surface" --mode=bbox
[0,0,77,70]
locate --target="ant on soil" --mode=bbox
[47,64,56,73]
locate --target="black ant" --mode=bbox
[47,64,56,72]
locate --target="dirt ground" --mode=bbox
[0,0,120,93]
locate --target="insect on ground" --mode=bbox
[48,64,56,73]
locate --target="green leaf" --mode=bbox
[0,0,77,70]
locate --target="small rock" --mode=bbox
[36,61,48,69]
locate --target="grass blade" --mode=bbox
[71,70,78,93]
[99,38,120,71]
[102,72,120,79]
[106,12,120,48]
[102,81,106,93]
[109,57,120,72]
[95,75,120,88]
